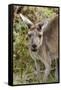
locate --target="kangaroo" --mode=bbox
[20,13,59,82]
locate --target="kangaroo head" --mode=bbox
[27,23,44,51]
[20,14,48,52]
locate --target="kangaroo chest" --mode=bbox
[29,48,46,64]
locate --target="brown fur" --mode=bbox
[20,13,59,82]
[29,15,59,81]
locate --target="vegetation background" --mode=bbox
[13,5,58,85]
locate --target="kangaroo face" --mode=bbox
[27,25,43,52]
[19,13,48,52]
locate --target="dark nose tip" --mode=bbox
[32,44,37,48]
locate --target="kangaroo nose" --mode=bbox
[32,44,37,48]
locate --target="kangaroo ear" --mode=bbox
[37,20,49,32]
[42,20,49,32]
[36,22,44,31]
[20,13,33,28]
[38,23,44,30]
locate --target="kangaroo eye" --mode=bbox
[28,34,32,37]
[38,34,41,38]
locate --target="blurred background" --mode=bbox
[13,5,59,85]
